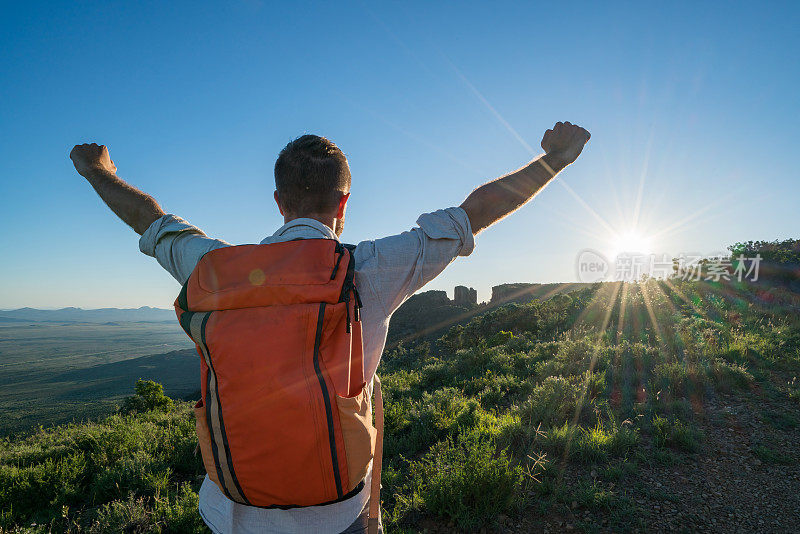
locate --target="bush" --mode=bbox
[519,375,600,428]
[90,483,205,533]
[520,376,579,427]
[708,359,754,392]
[488,330,514,347]
[651,415,702,452]
[650,362,705,402]
[412,430,523,530]
[121,380,175,414]
[542,422,639,463]
[786,377,800,404]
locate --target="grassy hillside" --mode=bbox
[2,275,800,532]
[0,401,204,532]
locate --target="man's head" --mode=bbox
[274,134,351,236]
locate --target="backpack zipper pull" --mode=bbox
[353,288,360,322]
[353,286,363,309]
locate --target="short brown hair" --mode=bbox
[274,134,351,216]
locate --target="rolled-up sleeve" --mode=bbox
[139,214,230,284]
[354,207,475,316]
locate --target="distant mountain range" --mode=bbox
[1,283,590,326]
[0,306,176,323]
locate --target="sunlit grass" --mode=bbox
[3,273,799,531]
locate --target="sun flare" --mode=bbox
[608,230,654,259]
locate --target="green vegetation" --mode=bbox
[121,380,175,414]
[751,443,794,465]
[651,415,702,452]
[411,430,524,530]
[2,242,800,531]
[0,397,204,532]
[377,275,799,531]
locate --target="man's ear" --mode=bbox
[335,192,350,219]
[273,190,285,216]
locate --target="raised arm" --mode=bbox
[70,143,165,235]
[460,121,590,235]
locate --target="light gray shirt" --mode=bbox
[138,207,474,534]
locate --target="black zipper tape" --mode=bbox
[312,302,343,498]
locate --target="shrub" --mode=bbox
[569,480,615,510]
[91,494,152,533]
[541,423,639,463]
[0,398,201,528]
[384,388,490,458]
[519,376,583,428]
[121,380,175,414]
[707,359,754,392]
[412,430,523,530]
[651,362,705,402]
[90,483,205,533]
[786,377,800,404]
[761,409,798,431]
[651,415,702,452]
[488,330,514,347]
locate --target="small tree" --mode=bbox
[121,379,174,414]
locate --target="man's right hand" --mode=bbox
[70,143,117,178]
[541,121,590,169]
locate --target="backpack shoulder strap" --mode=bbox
[339,243,361,310]
[368,374,383,534]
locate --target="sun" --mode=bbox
[608,230,654,259]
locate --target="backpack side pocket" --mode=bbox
[335,387,377,491]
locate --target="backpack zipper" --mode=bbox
[312,302,344,499]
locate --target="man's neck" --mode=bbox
[284,214,341,236]
[284,214,333,227]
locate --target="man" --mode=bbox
[70,121,590,533]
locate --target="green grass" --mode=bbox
[0,385,205,532]
[3,266,800,531]
[761,409,799,430]
[752,444,795,465]
[540,422,639,463]
[410,430,524,530]
[651,415,703,452]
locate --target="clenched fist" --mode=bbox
[70,143,117,177]
[541,122,590,168]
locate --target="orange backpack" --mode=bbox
[175,239,383,522]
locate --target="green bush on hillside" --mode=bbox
[121,379,175,414]
[411,430,524,530]
[651,415,702,452]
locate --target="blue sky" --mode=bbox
[1,1,797,308]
